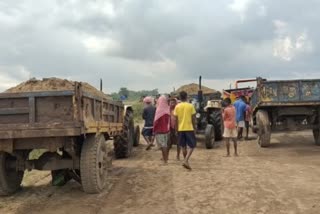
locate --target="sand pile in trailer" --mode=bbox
[5,77,108,98]
[175,83,217,95]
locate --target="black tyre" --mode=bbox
[205,124,215,149]
[210,110,223,141]
[0,152,24,196]
[133,125,140,147]
[80,134,109,194]
[114,110,134,158]
[256,110,271,147]
[313,129,320,146]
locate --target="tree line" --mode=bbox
[111,87,159,101]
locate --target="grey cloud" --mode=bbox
[0,0,319,93]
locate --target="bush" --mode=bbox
[132,102,144,124]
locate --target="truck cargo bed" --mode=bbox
[252,79,320,109]
[0,83,124,139]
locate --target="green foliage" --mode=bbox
[132,101,144,123]
[119,87,129,98]
[111,92,120,100]
[112,88,159,101]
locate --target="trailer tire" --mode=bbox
[313,129,320,146]
[0,152,24,196]
[210,110,223,141]
[80,134,108,194]
[114,111,134,158]
[133,125,140,147]
[205,124,215,149]
[256,110,271,147]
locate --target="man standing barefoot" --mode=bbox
[153,96,170,164]
[142,97,156,150]
[223,98,238,156]
[174,91,197,170]
[234,95,247,140]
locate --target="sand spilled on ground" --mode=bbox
[1,132,320,214]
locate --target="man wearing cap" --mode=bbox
[142,96,156,150]
[234,95,247,140]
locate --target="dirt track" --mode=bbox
[1,131,320,214]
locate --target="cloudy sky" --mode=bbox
[0,0,319,93]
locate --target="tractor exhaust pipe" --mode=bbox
[198,76,203,108]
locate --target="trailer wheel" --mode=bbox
[256,110,271,147]
[205,124,215,149]
[80,134,108,194]
[0,152,24,196]
[133,125,140,147]
[313,129,320,146]
[210,110,223,141]
[114,110,134,158]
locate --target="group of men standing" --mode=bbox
[141,91,251,169]
[142,91,196,170]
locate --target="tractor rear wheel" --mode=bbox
[205,124,215,149]
[256,110,271,147]
[133,125,140,147]
[114,110,134,158]
[210,110,223,141]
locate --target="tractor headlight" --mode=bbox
[196,113,201,119]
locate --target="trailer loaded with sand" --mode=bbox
[0,78,138,195]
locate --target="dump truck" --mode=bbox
[251,77,320,147]
[0,78,138,196]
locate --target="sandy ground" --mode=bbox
[1,131,320,214]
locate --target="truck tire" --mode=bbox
[256,110,271,147]
[205,124,215,149]
[211,110,223,141]
[0,152,24,196]
[114,111,134,158]
[313,129,320,146]
[133,125,140,147]
[80,134,108,194]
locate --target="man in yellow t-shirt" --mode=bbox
[174,91,197,170]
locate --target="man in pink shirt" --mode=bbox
[222,98,238,156]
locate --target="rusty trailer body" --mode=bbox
[251,78,320,147]
[0,82,135,195]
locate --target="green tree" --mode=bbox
[119,87,129,98]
